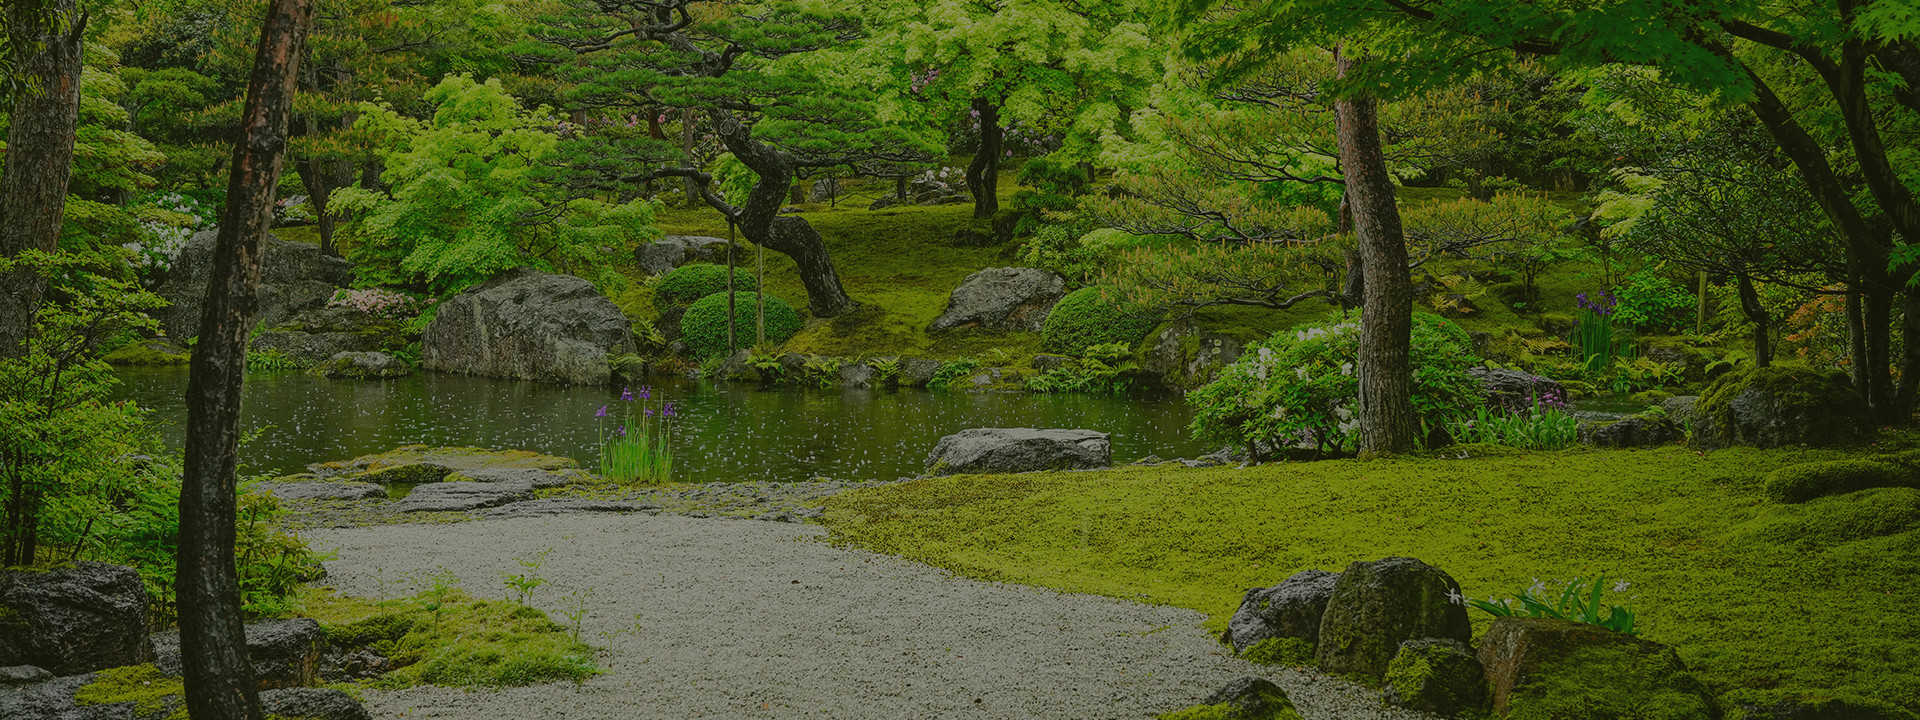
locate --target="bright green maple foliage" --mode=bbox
[332,75,656,295]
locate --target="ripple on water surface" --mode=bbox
[113,367,1209,482]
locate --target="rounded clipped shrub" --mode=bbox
[653,263,758,308]
[1041,286,1160,356]
[681,291,800,358]
[1764,459,1917,503]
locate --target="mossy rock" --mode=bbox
[1241,637,1316,667]
[1488,282,1537,312]
[652,263,758,308]
[1480,617,1717,720]
[1314,557,1472,684]
[1731,486,1920,549]
[1159,676,1303,720]
[103,338,191,365]
[1763,459,1920,504]
[1384,638,1489,717]
[1040,287,1159,356]
[74,664,187,720]
[310,445,579,482]
[1695,366,1872,450]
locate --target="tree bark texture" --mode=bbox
[178,2,313,719]
[967,97,1002,220]
[1334,50,1417,456]
[681,108,699,206]
[0,0,84,359]
[1735,274,1772,367]
[706,109,856,318]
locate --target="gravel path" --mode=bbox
[306,513,1439,720]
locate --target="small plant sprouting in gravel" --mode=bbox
[503,549,552,605]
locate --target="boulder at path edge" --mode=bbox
[1313,557,1471,683]
[927,267,1067,333]
[925,428,1111,475]
[1383,638,1488,716]
[1224,569,1341,655]
[423,267,637,385]
[1478,616,1717,719]
[0,562,153,676]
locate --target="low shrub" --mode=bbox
[652,263,758,308]
[680,291,800,358]
[1764,459,1918,503]
[1041,287,1159,356]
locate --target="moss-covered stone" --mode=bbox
[1383,638,1488,716]
[1694,366,1871,450]
[1241,637,1315,666]
[74,664,186,720]
[102,338,191,365]
[1481,617,1716,720]
[310,446,579,484]
[1159,676,1303,720]
[1314,557,1472,684]
[1764,459,1918,503]
[1733,487,1920,549]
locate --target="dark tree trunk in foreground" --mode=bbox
[0,0,84,359]
[178,2,313,719]
[1334,49,1417,457]
[706,109,856,318]
[967,97,1001,220]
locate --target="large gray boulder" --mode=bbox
[156,230,354,340]
[925,428,1111,475]
[1141,320,1245,390]
[1225,569,1342,654]
[0,673,130,720]
[422,267,637,385]
[807,178,840,203]
[1579,414,1683,448]
[394,481,536,512]
[261,688,373,720]
[153,618,324,689]
[1314,557,1471,682]
[0,563,153,676]
[1694,366,1872,450]
[1468,367,1567,413]
[927,268,1067,333]
[634,235,733,275]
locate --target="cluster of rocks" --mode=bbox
[867,175,971,210]
[0,563,371,720]
[924,428,1112,476]
[423,268,638,386]
[1196,557,1716,719]
[155,231,356,343]
[633,235,734,275]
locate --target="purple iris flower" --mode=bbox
[621,387,634,402]
[616,426,627,437]
[639,385,652,400]
[663,403,676,418]
[595,405,608,418]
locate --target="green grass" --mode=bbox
[822,443,1920,712]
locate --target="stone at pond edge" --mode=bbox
[1140,320,1245,391]
[1478,616,1717,719]
[1225,569,1342,654]
[1467,367,1567,413]
[102,337,190,365]
[157,230,354,341]
[1383,638,1488,716]
[1159,676,1302,720]
[423,267,637,385]
[252,330,383,366]
[1579,413,1682,448]
[309,445,578,481]
[0,562,154,676]
[925,428,1112,475]
[1664,395,1701,426]
[1694,366,1871,450]
[1313,557,1471,683]
[308,351,412,380]
[261,687,373,720]
[152,618,323,690]
[899,358,942,387]
[443,467,586,489]
[394,481,536,512]
[927,267,1067,333]
[253,480,387,502]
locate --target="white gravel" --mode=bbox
[305,513,1440,720]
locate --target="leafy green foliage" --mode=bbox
[680,291,800,359]
[1026,342,1139,395]
[1452,404,1580,452]
[1468,575,1639,636]
[1188,313,1482,457]
[652,264,758,309]
[926,357,981,391]
[332,75,657,295]
[1040,287,1161,356]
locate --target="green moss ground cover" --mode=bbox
[822,444,1920,711]
[297,586,598,688]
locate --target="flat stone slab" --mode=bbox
[481,499,640,518]
[309,445,579,483]
[445,467,588,490]
[394,481,535,513]
[925,427,1112,475]
[254,481,387,502]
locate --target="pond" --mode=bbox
[112,367,1211,482]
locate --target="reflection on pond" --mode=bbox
[113,367,1210,482]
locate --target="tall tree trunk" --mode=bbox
[705,110,855,318]
[1334,49,1417,457]
[1863,285,1895,420]
[294,157,334,255]
[967,97,1001,220]
[1735,273,1772,367]
[0,0,84,359]
[178,2,312,719]
[1848,284,1866,391]
[1898,292,1920,418]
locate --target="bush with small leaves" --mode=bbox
[680,291,800,358]
[653,264,759,308]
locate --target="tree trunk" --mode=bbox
[967,97,1001,220]
[681,108,699,207]
[293,156,340,255]
[178,2,312,720]
[1863,285,1896,421]
[1898,291,1920,419]
[705,110,856,317]
[1735,273,1772,367]
[1334,49,1417,457]
[1848,284,1866,391]
[0,0,85,359]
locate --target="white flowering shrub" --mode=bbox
[122,192,216,276]
[328,288,425,320]
[1188,313,1485,457]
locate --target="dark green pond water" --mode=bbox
[112,367,1210,482]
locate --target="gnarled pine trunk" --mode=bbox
[708,110,855,318]
[966,97,1002,220]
